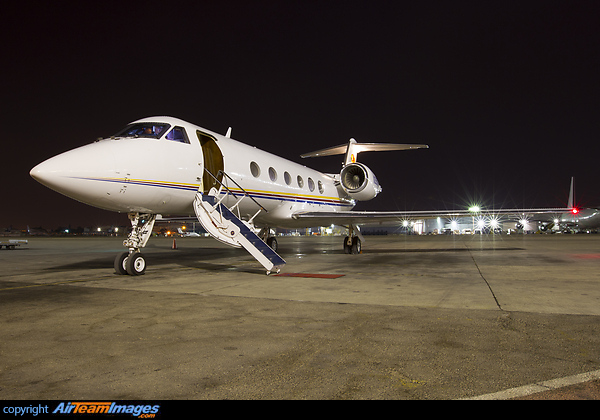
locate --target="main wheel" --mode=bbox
[351,237,362,254]
[126,252,146,275]
[266,237,278,251]
[114,251,129,275]
[343,236,352,254]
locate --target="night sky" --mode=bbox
[3,1,600,230]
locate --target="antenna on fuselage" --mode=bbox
[225,127,232,138]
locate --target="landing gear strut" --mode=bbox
[114,213,156,275]
[343,224,362,254]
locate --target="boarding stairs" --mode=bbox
[193,170,286,274]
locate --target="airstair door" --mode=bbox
[197,130,224,194]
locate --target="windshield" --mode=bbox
[114,123,171,139]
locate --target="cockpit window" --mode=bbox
[114,123,170,139]
[165,126,189,144]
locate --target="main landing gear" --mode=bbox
[114,213,156,276]
[258,227,278,252]
[343,236,361,254]
[343,224,362,254]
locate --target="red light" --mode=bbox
[572,208,579,214]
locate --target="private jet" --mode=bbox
[30,116,570,275]
[177,228,201,237]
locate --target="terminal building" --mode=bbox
[359,215,544,235]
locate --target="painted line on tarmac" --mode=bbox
[0,278,107,291]
[461,369,600,400]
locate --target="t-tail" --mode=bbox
[301,138,428,202]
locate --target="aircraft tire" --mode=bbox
[343,236,352,254]
[267,237,278,251]
[126,252,146,275]
[114,251,129,275]
[351,237,361,254]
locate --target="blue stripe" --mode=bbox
[73,176,349,207]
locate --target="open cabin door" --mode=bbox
[197,130,224,194]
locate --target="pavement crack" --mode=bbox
[465,245,504,311]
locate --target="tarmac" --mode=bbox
[1,234,599,400]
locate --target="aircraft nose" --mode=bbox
[30,158,62,187]
[30,142,116,200]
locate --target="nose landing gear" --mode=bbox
[114,213,156,275]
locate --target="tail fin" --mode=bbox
[301,139,428,165]
[568,177,575,208]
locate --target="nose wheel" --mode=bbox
[114,251,147,275]
[114,213,156,276]
[114,251,129,275]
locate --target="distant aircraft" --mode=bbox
[541,178,600,233]
[177,228,201,237]
[30,116,570,275]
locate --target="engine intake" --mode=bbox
[340,163,382,201]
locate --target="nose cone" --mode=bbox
[30,142,116,204]
[30,156,66,189]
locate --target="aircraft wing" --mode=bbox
[292,208,571,226]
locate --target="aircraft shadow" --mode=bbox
[44,245,525,274]
[45,247,263,275]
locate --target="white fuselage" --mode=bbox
[559,208,600,230]
[30,116,354,228]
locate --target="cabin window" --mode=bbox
[250,162,261,178]
[308,177,315,192]
[165,126,190,143]
[284,171,292,185]
[318,180,324,194]
[268,167,277,182]
[114,123,170,139]
[297,175,304,188]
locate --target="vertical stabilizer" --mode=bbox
[344,138,359,165]
[568,177,575,208]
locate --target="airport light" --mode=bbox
[468,205,481,213]
[476,218,486,229]
[489,217,500,229]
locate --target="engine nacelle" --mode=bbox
[339,163,382,201]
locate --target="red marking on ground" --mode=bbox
[275,273,345,279]
[572,254,600,260]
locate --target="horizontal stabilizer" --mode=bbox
[301,138,428,165]
[301,141,428,158]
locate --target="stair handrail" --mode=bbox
[203,168,268,216]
